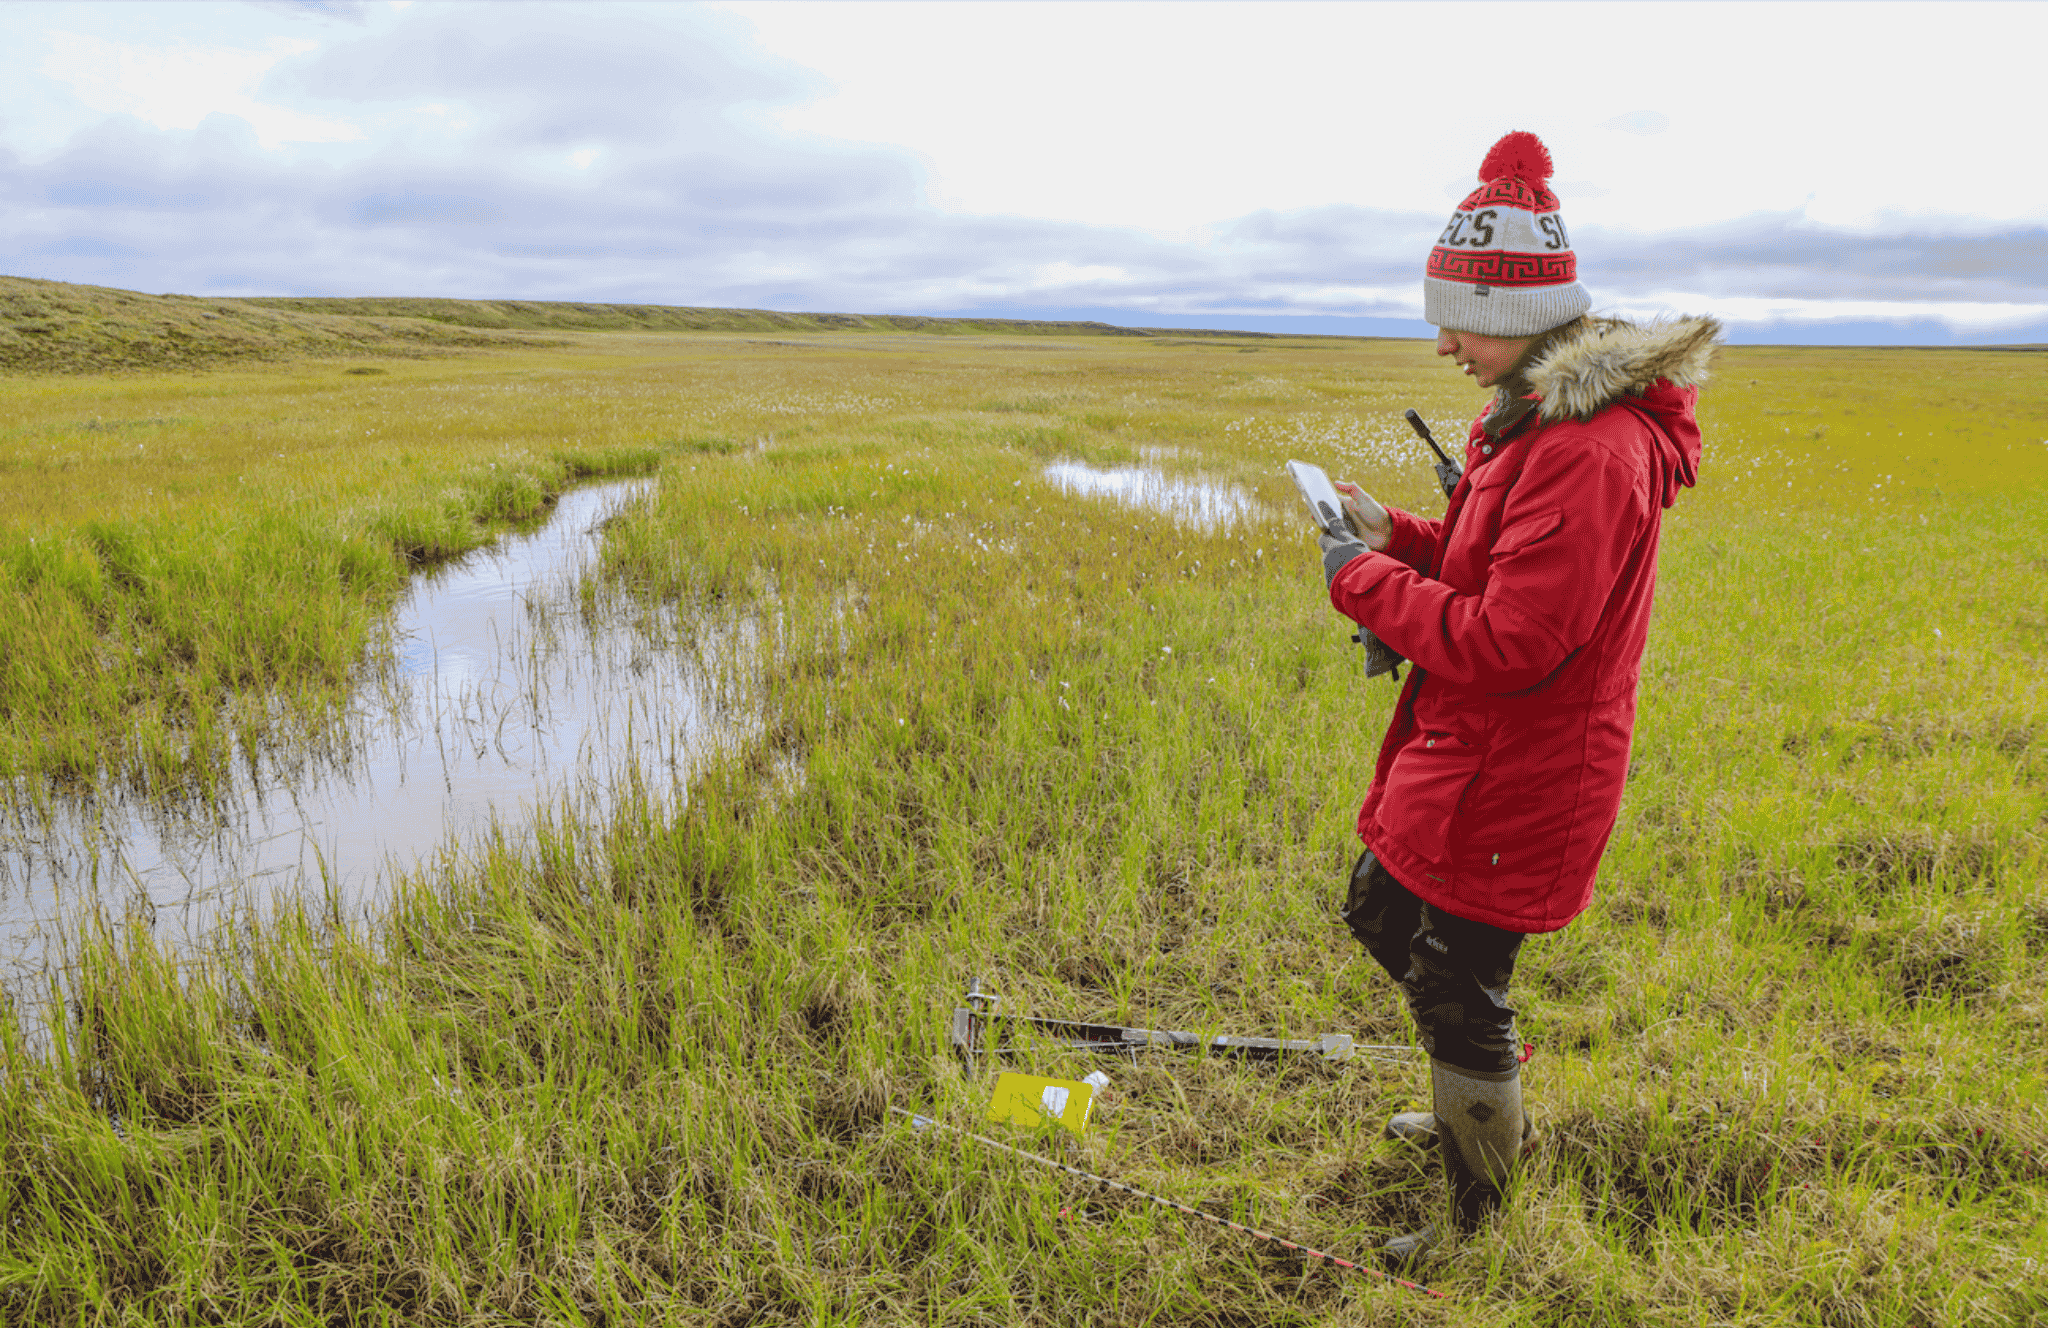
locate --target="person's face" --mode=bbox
[1435,328,1534,389]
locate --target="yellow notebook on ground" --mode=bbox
[985,1072,1095,1135]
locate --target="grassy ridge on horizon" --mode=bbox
[3,274,1320,382]
[0,275,553,375]
[0,329,2044,1325]
[240,294,1183,339]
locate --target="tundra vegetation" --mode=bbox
[0,283,2043,1325]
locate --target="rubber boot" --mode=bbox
[1383,1108,1535,1152]
[1435,1059,1524,1233]
[1379,1222,1441,1264]
[1380,1060,1524,1265]
[1384,1109,1438,1147]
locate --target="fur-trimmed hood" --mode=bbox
[1528,315,1722,422]
[1485,314,1719,510]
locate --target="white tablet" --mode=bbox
[1285,459,1351,537]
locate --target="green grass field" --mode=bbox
[1,289,2044,1325]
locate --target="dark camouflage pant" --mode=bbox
[1341,850,1526,1076]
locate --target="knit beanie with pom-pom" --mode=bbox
[1424,131,1591,337]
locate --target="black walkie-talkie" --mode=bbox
[1404,409,1463,501]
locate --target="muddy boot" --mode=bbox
[1379,1059,1525,1262]
[1384,1109,1438,1147]
[1383,1108,1536,1152]
[1379,1222,1440,1265]
[1433,1059,1525,1235]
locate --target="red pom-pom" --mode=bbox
[1478,131,1554,185]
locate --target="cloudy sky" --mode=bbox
[3,0,2044,343]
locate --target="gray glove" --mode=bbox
[1318,527,1368,586]
[1315,524,1402,679]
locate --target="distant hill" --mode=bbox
[236,295,1173,339]
[1,276,1338,374]
[0,276,537,373]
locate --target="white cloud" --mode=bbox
[722,0,2048,235]
[1028,262,1132,289]
[1613,293,2048,334]
[2,0,2044,344]
[1600,111,1670,137]
[40,30,361,148]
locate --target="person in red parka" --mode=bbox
[1315,130,1720,1262]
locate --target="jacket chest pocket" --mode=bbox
[1382,732,1486,864]
[1440,468,1517,587]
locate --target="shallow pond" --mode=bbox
[0,479,736,988]
[1041,458,1262,529]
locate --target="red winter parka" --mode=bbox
[1329,317,1720,933]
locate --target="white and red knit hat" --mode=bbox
[1423,131,1590,337]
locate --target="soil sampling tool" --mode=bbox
[948,979,1423,1078]
[889,1107,1447,1301]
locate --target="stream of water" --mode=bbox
[0,462,1254,1000]
[0,479,737,988]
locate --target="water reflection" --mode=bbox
[0,479,737,988]
[1042,459,1260,529]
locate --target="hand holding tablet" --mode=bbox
[1285,459,1351,538]
[1287,458,1406,679]
[1286,460,1391,551]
